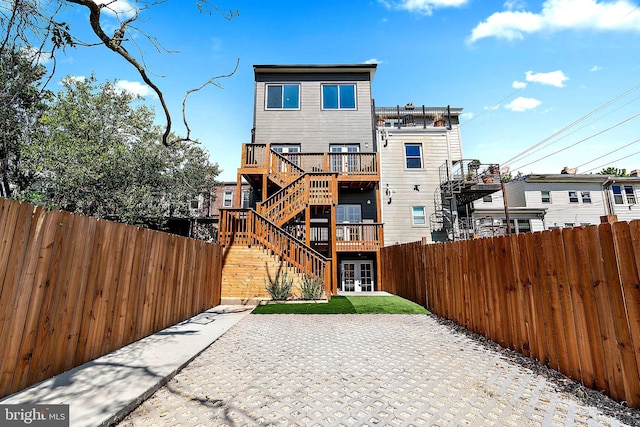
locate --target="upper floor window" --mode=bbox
[412,206,426,225]
[541,190,551,203]
[322,84,356,109]
[222,190,233,207]
[568,191,579,203]
[405,143,423,169]
[612,185,635,204]
[581,192,591,203]
[266,84,299,109]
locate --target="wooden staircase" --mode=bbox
[220,150,337,300]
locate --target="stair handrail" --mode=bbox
[257,174,308,225]
[219,208,331,288]
[269,149,304,186]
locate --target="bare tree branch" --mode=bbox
[180,58,240,143]
[63,0,238,146]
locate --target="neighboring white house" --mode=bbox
[374,105,466,244]
[470,172,640,236]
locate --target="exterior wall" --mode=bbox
[473,175,640,233]
[607,179,640,221]
[470,188,547,234]
[379,124,463,245]
[254,71,375,153]
[209,182,251,217]
[522,181,608,228]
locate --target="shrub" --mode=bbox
[299,274,324,300]
[264,268,293,300]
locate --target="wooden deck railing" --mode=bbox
[239,144,379,179]
[269,150,304,187]
[257,175,307,226]
[336,223,384,251]
[219,209,331,292]
[257,174,338,226]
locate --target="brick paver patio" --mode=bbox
[118,314,634,426]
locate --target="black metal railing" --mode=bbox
[375,105,451,129]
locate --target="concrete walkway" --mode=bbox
[117,314,634,427]
[0,305,253,427]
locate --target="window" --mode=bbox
[612,185,624,204]
[625,185,636,204]
[541,190,551,203]
[336,204,362,223]
[266,84,299,109]
[564,223,575,228]
[322,84,356,109]
[405,143,423,169]
[517,219,531,234]
[412,206,426,225]
[241,189,250,209]
[581,192,591,203]
[568,191,579,203]
[222,190,233,207]
[482,195,493,203]
[190,199,200,209]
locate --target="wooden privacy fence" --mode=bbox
[0,198,223,399]
[380,221,640,408]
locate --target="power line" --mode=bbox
[460,87,524,128]
[574,137,640,169]
[582,148,640,174]
[505,94,640,165]
[510,112,640,170]
[501,81,640,168]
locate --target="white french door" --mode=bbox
[330,145,359,172]
[340,261,374,292]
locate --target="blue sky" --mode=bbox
[48,0,640,180]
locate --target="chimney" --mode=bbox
[630,169,639,177]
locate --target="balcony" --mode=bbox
[439,159,502,206]
[375,105,455,129]
[239,144,379,183]
[335,223,383,252]
[285,222,384,253]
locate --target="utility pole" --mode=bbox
[501,178,511,234]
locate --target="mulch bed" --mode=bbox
[433,316,640,427]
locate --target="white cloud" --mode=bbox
[504,0,527,10]
[483,104,501,111]
[379,0,469,15]
[62,75,86,83]
[364,58,384,64]
[21,47,52,65]
[525,70,568,87]
[93,0,137,19]
[115,80,153,97]
[505,96,542,111]
[590,65,603,71]
[460,112,475,120]
[469,0,640,42]
[512,80,528,89]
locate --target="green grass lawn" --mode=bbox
[251,295,429,314]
